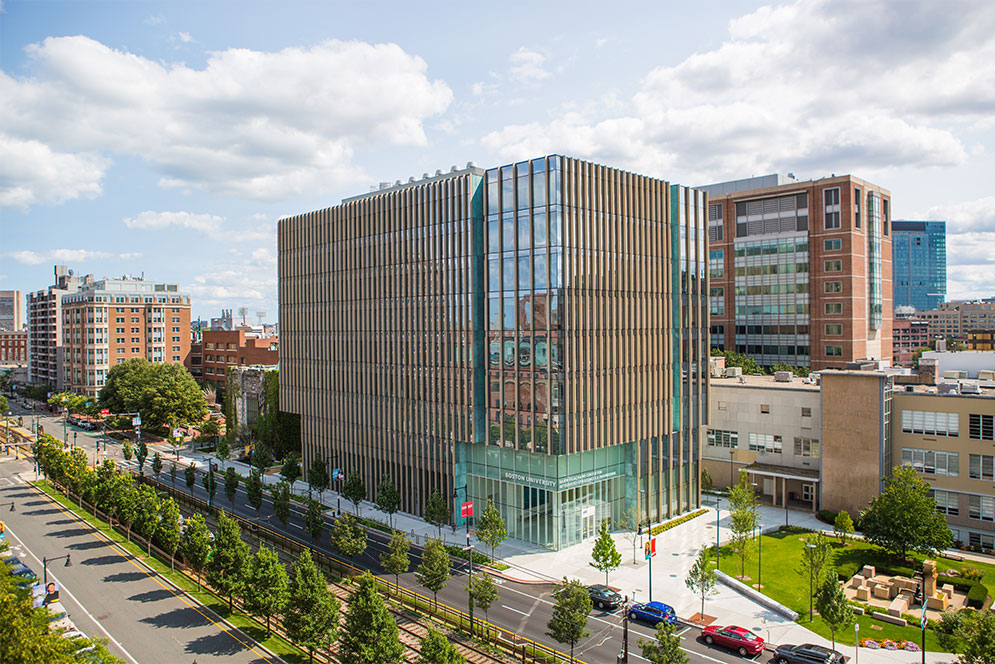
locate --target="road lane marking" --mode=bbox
[26,483,279,662]
[5,523,141,664]
[501,604,531,616]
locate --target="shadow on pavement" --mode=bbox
[140,605,209,630]
[67,540,107,551]
[22,508,61,516]
[48,528,93,539]
[185,630,254,657]
[103,571,148,583]
[128,588,175,603]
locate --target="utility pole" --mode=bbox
[617,595,629,664]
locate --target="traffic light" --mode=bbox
[914,581,923,605]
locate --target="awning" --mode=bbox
[742,462,820,483]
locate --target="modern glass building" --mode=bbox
[892,221,946,312]
[279,156,707,550]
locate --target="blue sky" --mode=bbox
[2,0,994,321]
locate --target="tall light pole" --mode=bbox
[806,543,817,621]
[43,554,72,583]
[854,623,859,664]
[714,495,722,571]
[752,482,761,589]
[465,533,474,637]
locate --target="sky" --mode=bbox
[2,0,994,322]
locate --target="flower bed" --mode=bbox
[858,638,920,651]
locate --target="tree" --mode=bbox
[860,465,953,560]
[467,572,498,639]
[379,530,409,594]
[304,497,325,541]
[711,349,762,375]
[157,497,182,571]
[727,470,758,578]
[416,538,451,612]
[375,476,400,529]
[955,610,995,664]
[181,513,211,590]
[133,484,161,555]
[589,519,622,586]
[339,572,403,664]
[224,466,240,508]
[639,622,689,664]
[424,490,449,539]
[815,574,854,649]
[280,455,301,485]
[797,534,834,616]
[135,440,148,475]
[252,442,272,472]
[477,498,507,562]
[700,466,713,492]
[685,546,717,619]
[169,462,177,488]
[100,358,207,431]
[122,440,133,461]
[151,451,163,479]
[284,549,340,664]
[114,476,138,540]
[184,464,196,494]
[215,435,230,462]
[418,627,465,664]
[246,468,264,512]
[342,469,365,515]
[547,578,591,663]
[0,395,7,413]
[834,510,854,545]
[206,512,250,611]
[271,481,291,527]
[617,505,641,565]
[308,452,329,502]
[330,512,367,560]
[243,545,289,638]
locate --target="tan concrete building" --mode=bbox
[61,276,192,397]
[0,290,24,332]
[917,300,995,340]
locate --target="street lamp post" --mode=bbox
[43,554,71,583]
[714,495,722,571]
[617,595,629,664]
[0,501,15,512]
[855,623,859,664]
[453,485,469,537]
[465,534,474,637]
[752,482,761,589]
[806,543,817,621]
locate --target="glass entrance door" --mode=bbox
[581,504,596,539]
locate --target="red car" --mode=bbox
[701,625,765,657]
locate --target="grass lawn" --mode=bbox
[35,479,310,664]
[709,527,994,650]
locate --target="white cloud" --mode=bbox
[1,36,453,204]
[123,210,224,234]
[6,249,111,265]
[0,134,107,209]
[484,0,995,182]
[144,15,164,25]
[185,265,276,309]
[507,48,550,85]
[923,196,995,234]
[118,252,143,260]
[177,32,193,43]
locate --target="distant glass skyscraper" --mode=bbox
[892,221,946,312]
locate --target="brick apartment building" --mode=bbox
[893,319,931,366]
[700,174,893,370]
[61,276,192,397]
[918,301,995,340]
[193,329,279,392]
[0,330,27,364]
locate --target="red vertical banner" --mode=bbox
[461,501,473,518]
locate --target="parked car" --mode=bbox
[587,584,623,610]
[701,625,765,657]
[627,601,677,626]
[773,643,845,664]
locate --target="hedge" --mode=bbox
[817,509,838,525]
[649,508,709,537]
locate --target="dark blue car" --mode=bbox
[627,601,677,625]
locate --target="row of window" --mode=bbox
[901,410,960,437]
[707,429,820,457]
[902,449,995,480]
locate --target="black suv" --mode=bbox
[774,643,845,664]
[587,584,623,610]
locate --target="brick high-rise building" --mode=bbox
[196,328,279,392]
[699,174,893,370]
[61,276,192,397]
[0,331,27,364]
[27,266,90,389]
[280,155,709,549]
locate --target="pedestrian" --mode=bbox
[451,523,456,534]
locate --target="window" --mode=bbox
[901,410,959,437]
[824,260,842,272]
[707,429,738,448]
[824,187,841,229]
[760,404,770,414]
[717,401,728,411]
[172,317,180,323]
[794,437,820,457]
[825,324,843,336]
[931,490,959,516]
[116,348,124,354]
[825,302,842,315]
[824,188,840,206]
[969,532,994,551]
[902,448,959,476]
[824,238,842,251]
[748,433,782,454]
[826,346,843,357]
[854,188,861,228]
[969,414,994,440]
[969,454,994,480]
[801,407,812,417]
[968,495,994,522]
[825,281,842,293]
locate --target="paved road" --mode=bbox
[0,453,276,664]
[7,400,770,664]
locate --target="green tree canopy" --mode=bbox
[639,622,689,664]
[339,572,403,664]
[467,571,498,638]
[375,476,400,529]
[589,519,622,586]
[477,498,507,561]
[243,545,289,638]
[308,452,329,499]
[304,497,325,541]
[271,481,291,527]
[280,454,301,485]
[417,627,465,664]
[224,466,240,507]
[424,490,449,539]
[860,465,953,560]
[246,468,264,512]
[206,512,250,610]
[184,464,196,492]
[416,538,451,612]
[330,512,367,560]
[815,574,854,649]
[132,483,161,555]
[99,358,207,431]
[546,578,591,662]
[180,512,211,589]
[379,530,410,594]
[342,470,365,515]
[685,546,717,619]
[157,497,182,570]
[284,548,340,664]
[833,510,854,545]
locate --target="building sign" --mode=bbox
[502,471,557,490]
[99,409,109,416]
[132,416,141,427]
[501,466,622,492]
[460,501,473,518]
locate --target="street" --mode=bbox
[6,400,773,664]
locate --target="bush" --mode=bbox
[837,561,860,580]
[648,508,709,537]
[966,582,988,609]
[817,509,838,525]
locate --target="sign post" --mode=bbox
[644,537,656,602]
[920,604,927,664]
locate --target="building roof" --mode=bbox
[743,462,821,482]
[709,373,820,391]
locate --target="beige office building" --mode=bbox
[280,155,709,549]
[27,266,89,389]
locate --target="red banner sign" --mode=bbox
[461,501,473,518]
